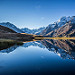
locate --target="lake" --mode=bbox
[0,39,75,75]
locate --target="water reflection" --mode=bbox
[0,41,45,53]
[0,40,75,60]
[0,40,75,75]
[0,42,23,53]
[41,40,75,60]
[0,45,19,53]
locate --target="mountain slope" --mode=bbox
[47,22,75,37]
[21,27,45,35]
[0,22,24,33]
[0,22,45,34]
[41,16,75,36]
[0,25,16,33]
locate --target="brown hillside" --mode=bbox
[0,25,16,33]
[46,22,75,37]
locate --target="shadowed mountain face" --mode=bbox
[41,39,75,59]
[0,25,16,33]
[0,22,24,33]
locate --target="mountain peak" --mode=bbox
[0,22,23,33]
[21,27,45,35]
[41,16,75,35]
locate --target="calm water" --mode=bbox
[0,40,75,75]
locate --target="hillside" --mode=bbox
[41,16,75,37]
[0,22,24,33]
[0,24,35,42]
[0,22,45,35]
[47,22,75,37]
[0,25,16,33]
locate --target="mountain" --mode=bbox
[47,22,75,37]
[0,22,36,42]
[0,16,75,37]
[0,22,24,33]
[21,27,45,35]
[41,16,75,36]
[0,25,16,33]
[0,22,45,35]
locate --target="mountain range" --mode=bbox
[0,22,45,35]
[0,16,75,37]
[40,16,75,37]
[21,27,45,35]
[0,22,23,33]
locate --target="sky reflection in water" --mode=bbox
[0,40,75,75]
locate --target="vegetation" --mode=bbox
[34,36,75,40]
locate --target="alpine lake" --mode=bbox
[0,37,75,75]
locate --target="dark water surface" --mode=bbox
[0,40,75,75]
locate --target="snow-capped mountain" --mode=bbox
[21,27,45,35]
[0,25,16,33]
[1,16,75,35]
[0,22,24,33]
[41,16,75,35]
[0,22,45,34]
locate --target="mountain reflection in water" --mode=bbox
[0,39,75,60]
[41,39,75,60]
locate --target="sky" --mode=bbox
[0,0,75,29]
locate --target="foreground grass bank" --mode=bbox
[34,36,75,40]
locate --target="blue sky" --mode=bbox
[0,0,75,29]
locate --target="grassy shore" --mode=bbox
[0,39,23,45]
[34,36,75,40]
[0,36,75,50]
